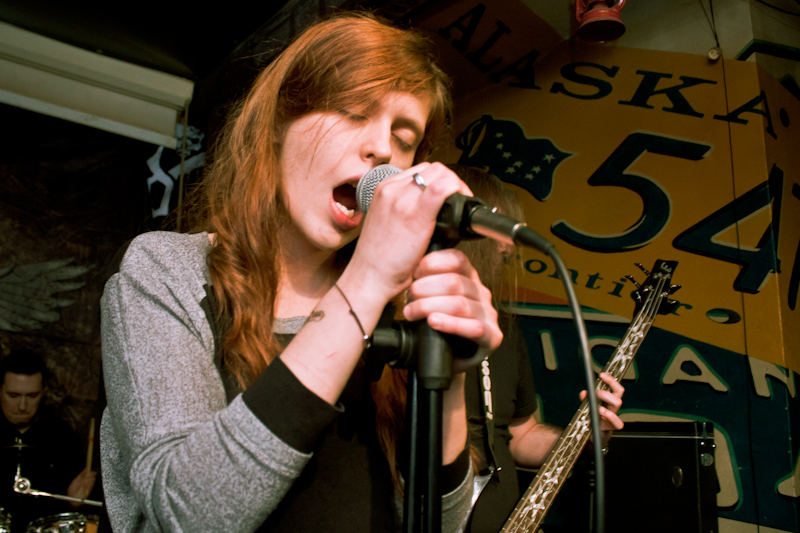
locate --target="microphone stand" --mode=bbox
[368,299,478,533]
[368,195,483,533]
[405,239,452,533]
[368,244,459,533]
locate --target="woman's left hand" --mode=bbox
[580,372,625,445]
[402,247,503,372]
[402,247,502,464]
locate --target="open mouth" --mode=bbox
[333,183,359,219]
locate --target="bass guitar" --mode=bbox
[500,259,680,533]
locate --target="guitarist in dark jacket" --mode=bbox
[451,165,626,533]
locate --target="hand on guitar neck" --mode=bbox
[508,372,625,469]
[579,372,625,448]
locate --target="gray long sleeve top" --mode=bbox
[100,231,473,532]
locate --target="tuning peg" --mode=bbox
[625,275,641,289]
[669,284,681,294]
[635,263,651,276]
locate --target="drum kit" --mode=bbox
[2,439,102,533]
[2,512,99,533]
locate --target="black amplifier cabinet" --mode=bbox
[604,421,719,533]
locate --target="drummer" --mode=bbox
[0,349,95,532]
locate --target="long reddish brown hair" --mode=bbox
[193,13,452,391]
[448,164,523,329]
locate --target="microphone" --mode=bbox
[356,164,555,254]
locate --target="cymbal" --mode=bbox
[3,442,33,449]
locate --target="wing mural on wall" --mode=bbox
[0,255,93,332]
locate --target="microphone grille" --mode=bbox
[356,164,402,214]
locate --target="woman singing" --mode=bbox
[100,13,502,533]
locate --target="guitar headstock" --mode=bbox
[625,259,680,315]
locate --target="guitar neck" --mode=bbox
[501,263,675,533]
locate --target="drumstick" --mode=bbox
[86,417,95,472]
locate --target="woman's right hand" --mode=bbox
[340,161,503,367]
[342,162,474,304]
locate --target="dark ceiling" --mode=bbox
[0,0,450,137]
[0,0,291,80]
[0,0,419,130]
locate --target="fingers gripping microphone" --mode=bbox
[356,164,555,254]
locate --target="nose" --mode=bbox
[18,396,27,411]
[360,119,393,166]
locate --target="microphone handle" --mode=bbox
[467,205,555,255]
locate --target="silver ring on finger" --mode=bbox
[413,173,426,190]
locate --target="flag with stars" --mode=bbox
[455,115,573,201]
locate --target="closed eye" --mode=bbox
[339,109,367,122]
[394,135,414,152]
[393,118,424,155]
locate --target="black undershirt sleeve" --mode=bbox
[242,357,342,454]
